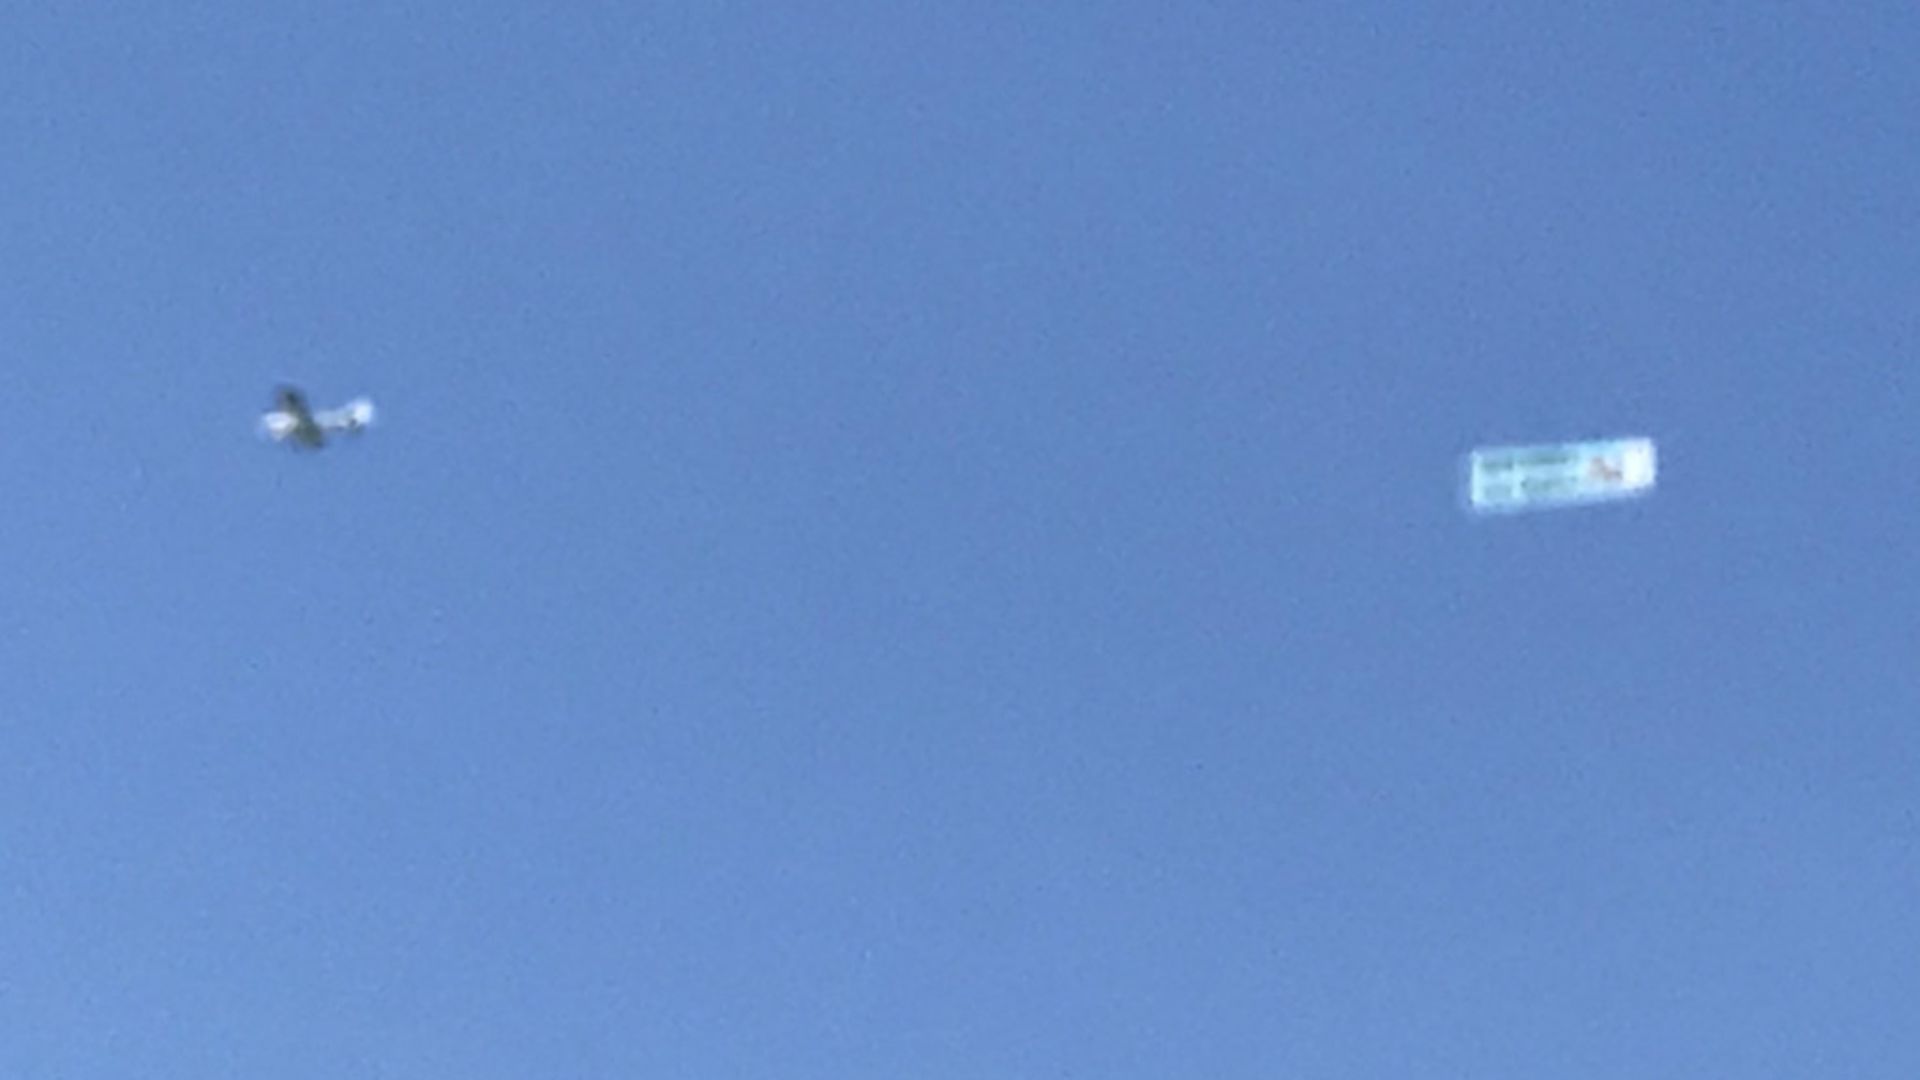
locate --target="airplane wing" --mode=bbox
[276,386,313,422]
[261,385,325,446]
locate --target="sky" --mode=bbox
[2,3,1918,1076]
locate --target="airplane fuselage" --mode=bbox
[261,385,374,449]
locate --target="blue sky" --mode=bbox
[3,3,1918,1075]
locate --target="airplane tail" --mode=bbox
[317,398,377,433]
[343,398,376,430]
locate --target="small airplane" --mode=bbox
[258,385,376,449]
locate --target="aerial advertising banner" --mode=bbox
[1465,436,1657,514]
